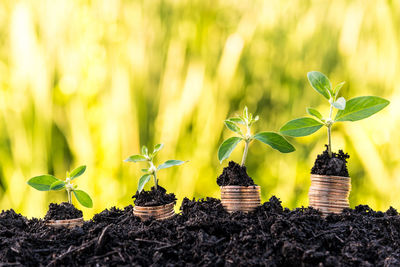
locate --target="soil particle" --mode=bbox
[311,145,350,177]
[1,196,400,266]
[44,202,83,220]
[217,161,255,186]
[132,185,176,206]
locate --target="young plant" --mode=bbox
[218,106,295,166]
[124,144,186,193]
[27,165,93,208]
[280,71,390,157]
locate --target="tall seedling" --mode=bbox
[125,144,186,193]
[27,166,93,208]
[280,71,390,157]
[218,106,295,166]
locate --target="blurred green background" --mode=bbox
[0,0,399,219]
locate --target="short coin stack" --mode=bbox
[309,174,351,215]
[221,185,261,213]
[133,202,175,221]
[46,217,84,228]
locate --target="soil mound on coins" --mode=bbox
[44,202,83,220]
[1,197,400,266]
[132,185,176,206]
[311,145,350,177]
[217,161,255,186]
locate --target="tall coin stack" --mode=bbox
[221,185,261,213]
[309,174,351,215]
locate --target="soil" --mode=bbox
[44,202,83,220]
[311,145,350,177]
[217,161,256,186]
[2,196,400,266]
[132,185,177,206]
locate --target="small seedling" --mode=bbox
[217,106,295,166]
[27,165,93,208]
[125,144,186,193]
[280,71,390,157]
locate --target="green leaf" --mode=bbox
[307,71,332,99]
[27,175,59,191]
[335,96,390,122]
[334,81,345,97]
[73,190,93,208]
[69,165,86,180]
[217,136,242,163]
[224,120,242,135]
[306,107,323,120]
[228,117,245,125]
[124,154,147,163]
[157,160,186,171]
[137,174,151,193]
[243,106,248,120]
[141,168,149,173]
[153,143,164,154]
[254,132,295,153]
[50,180,66,190]
[141,146,148,156]
[253,115,259,122]
[280,117,324,137]
[332,97,346,110]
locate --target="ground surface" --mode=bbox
[1,197,400,266]
[217,161,256,186]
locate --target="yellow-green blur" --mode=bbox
[0,0,399,219]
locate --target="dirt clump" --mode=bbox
[217,161,255,186]
[311,145,350,177]
[44,202,83,220]
[132,185,176,206]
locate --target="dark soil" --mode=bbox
[311,145,350,177]
[2,197,400,266]
[132,185,176,206]
[44,202,83,220]
[217,161,256,186]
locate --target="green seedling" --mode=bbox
[27,165,93,208]
[125,144,186,193]
[217,106,295,166]
[280,71,390,157]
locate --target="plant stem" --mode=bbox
[153,172,158,189]
[241,123,252,167]
[241,140,249,167]
[327,104,333,157]
[327,125,332,157]
[67,189,72,204]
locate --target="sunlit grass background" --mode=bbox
[0,0,399,219]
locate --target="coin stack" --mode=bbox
[221,185,261,213]
[133,202,175,221]
[309,174,351,215]
[46,217,84,228]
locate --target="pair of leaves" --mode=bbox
[227,106,259,128]
[137,160,186,192]
[280,96,390,137]
[125,144,164,163]
[308,71,346,102]
[27,166,87,191]
[26,165,93,208]
[217,132,295,163]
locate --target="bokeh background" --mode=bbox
[0,0,399,219]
